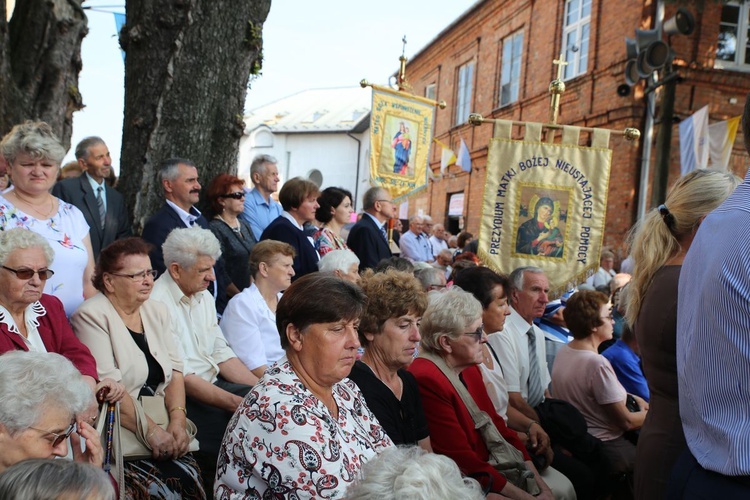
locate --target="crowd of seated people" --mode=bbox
[4,119,746,500]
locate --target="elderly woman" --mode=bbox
[0,351,101,473]
[409,288,566,500]
[207,173,257,298]
[553,290,648,489]
[220,240,296,378]
[71,238,205,499]
[216,273,394,498]
[313,187,353,256]
[0,228,124,404]
[0,121,96,315]
[317,248,361,283]
[0,459,115,500]
[348,269,429,448]
[260,177,320,279]
[626,169,738,500]
[347,446,485,500]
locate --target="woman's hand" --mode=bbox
[147,424,177,461]
[167,419,190,458]
[70,419,103,468]
[95,378,126,403]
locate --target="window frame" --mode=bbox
[425,83,437,101]
[715,1,750,72]
[560,0,591,80]
[499,30,524,107]
[455,60,475,126]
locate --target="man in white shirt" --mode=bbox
[150,226,258,488]
[429,223,449,258]
[585,251,616,288]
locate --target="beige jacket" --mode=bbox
[71,292,183,399]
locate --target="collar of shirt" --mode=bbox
[85,172,107,202]
[280,211,303,230]
[364,212,385,230]
[166,199,201,227]
[248,186,275,207]
[507,305,534,334]
[158,270,206,306]
[0,301,48,351]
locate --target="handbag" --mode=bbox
[121,395,200,460]
[418,352,541,495]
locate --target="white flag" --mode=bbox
[708,116,741,171]
[679,105,709,175]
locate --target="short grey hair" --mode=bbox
[0,228,54,267]
[0,459,115,500]
[250,154,277,180]
[74,136,106,161]
[509,266,545,291]
[414,267,445,290]
[162,226,222,269]
[362,186,386,211]
[347,446,484,500]
[158,157,196,184]
[0,351,93,435]
[317,249,360,274]
[419,287,482,354]
[409,214,424,224]
[0,121,66,165]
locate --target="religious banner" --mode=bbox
[477,121,612,298]
[369,86,435,202]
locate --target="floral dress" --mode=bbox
[313,227,348,257]
[215,357,394,499]
[0,194,89,316]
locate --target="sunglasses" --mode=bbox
[2,266,55,280]
[29,420,76,448]
[220,191,245,200]
[109,269,158,281]
[463,325,485,342]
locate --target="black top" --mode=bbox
[348,360,429,445]
[209,217,257,292]
[128,328,165,396]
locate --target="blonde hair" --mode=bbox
[626,169,740,326]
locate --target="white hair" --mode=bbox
[0,228,54,266]
[0,351,93,434]
[347,446,485,500]
[0,459,115,500]
[162,226,222,269]
[317,249,359,273]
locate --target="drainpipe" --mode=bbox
[347,130,363,211]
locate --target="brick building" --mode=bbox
[401,0,750,254]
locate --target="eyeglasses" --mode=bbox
[463,325,485,342]
[28,420,76,448]
[220,191,245,200]
[109,269,158,281]
[2,266,55,280]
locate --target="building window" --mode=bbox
[500,31,524,106]
[716,2,750,69]
[425,83,436,101]
[455,61,475,125]
[561,0,591,80]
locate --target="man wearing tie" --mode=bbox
[52,137,131,259]
[346,186,394,271]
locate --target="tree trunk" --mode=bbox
[118,0,271,233]
[0,0,87,149]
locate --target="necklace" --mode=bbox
[217,214,242,235]
[12,191,56,219]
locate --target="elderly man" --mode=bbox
[241,154,282,240]
[399,215,434,263]
[317,249,361,283]
[433,248,453,280]
[150,226,258,488]
[52,136,131,259]
[429,223,449,258]
[585,251,616,288]
[347,187,394,271]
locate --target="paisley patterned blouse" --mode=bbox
[313,227,348,257]
[215,357,393,499]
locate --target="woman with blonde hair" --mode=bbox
[627,168,739,500]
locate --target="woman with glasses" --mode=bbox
[552,290,648,491]
[0,228,124,404]
[0,351,102,473]
[409,288,557,500]
[72,237,205,499]
[348,269,430,449]
[313,186,354,256]
[207,174,256,299]
[0,121,96,316]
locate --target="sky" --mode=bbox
[67,0,476,171]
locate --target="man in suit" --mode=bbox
[347,186,394,271]
[141,158,228,312]
[52,137,131,259]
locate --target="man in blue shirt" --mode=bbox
[601,325,649,402]
[399,215,433,263]
[241,154,282,240]
[672,93,750,498]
